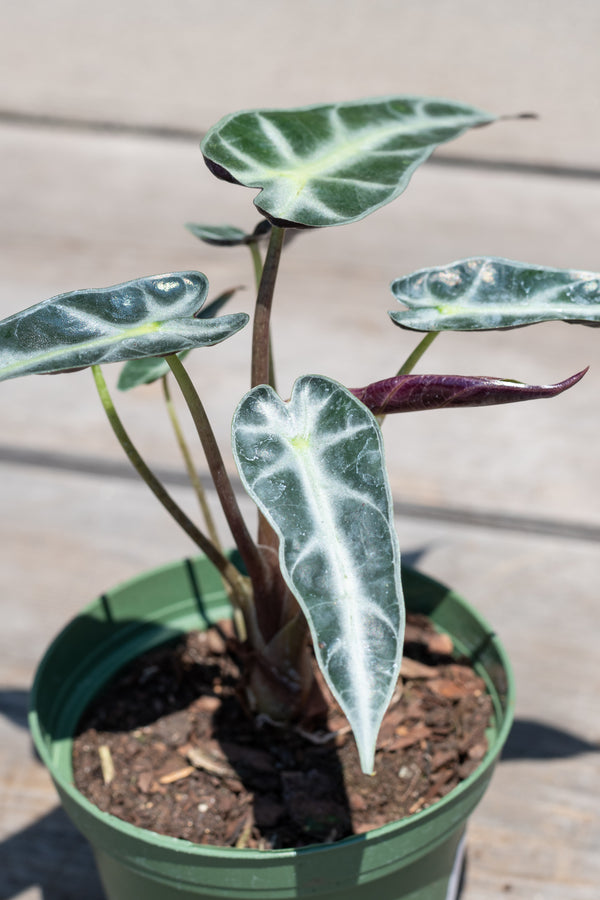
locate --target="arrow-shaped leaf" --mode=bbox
[117,286,242,391]
[351,370,587,415]
[390,257,600,331]
[202,96,496,228]
[0,273,249,383]
[232,374,404,774]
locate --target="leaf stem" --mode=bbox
[397,331,439,376]
[249,240,277,392]
[91,365,247,599]
[251,224,285,389]
[161,374,222,551]
[164,354,271,594]
[248,241,263,291]
[250,226,285,550]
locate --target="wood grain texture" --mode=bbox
[1,125,600,525]
[1,26,599,891]
[0,1,599,168]
[0,468,598,898]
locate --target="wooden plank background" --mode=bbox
[0,4,599,897]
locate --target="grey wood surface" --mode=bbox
[1,470,599,899]
[1,6,599,897]
[1,0,599,169]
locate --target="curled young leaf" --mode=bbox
[390,258,600,331]
[202,96,496,228]
[351,370,588,415]
[232,375,405,774]
[0,273,248,382]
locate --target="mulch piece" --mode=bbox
[72,613,493,849]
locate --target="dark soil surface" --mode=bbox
[72,613,493,849]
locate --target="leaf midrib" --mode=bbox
[286,414,372,727]
[230,111,484,192]
[0,320,164,377]
[425,300,598,319]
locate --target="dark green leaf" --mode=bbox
[185,220,271,246]
[0,273,248,382]
[390,258,600,331]
[232,375,404,773]
[117,351,191,391]
[202,96,496,228]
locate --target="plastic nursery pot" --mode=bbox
[30,555,514,900]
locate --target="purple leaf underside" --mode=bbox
[351,370,588,416]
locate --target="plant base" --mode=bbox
[30,555,514,899]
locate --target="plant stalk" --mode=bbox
[251,224,285,389]
[164,354,272,596]
[248,241,263,292]
[397,331,439,376]
[250,225,286,549]
[91,365,248,602]
[249,240,277,392]
[161,374,222,551]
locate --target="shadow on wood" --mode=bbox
[501,717,599,761]
[0,806,104,900]
[0,689,29,731]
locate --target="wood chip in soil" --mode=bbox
[72,612,493,849]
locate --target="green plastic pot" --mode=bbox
[29,555,514,900]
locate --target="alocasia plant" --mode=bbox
[1,95,598,773]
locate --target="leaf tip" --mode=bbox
[501,111,539,121]
[561,367,589,389]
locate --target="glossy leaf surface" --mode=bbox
[351,370,587,415]
[390,258,600,331]
[0,273,248,382]
[117,287,240,391]
[232,375,404,773]
[202,96,495,228]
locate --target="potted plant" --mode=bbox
[2,96,598,899]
